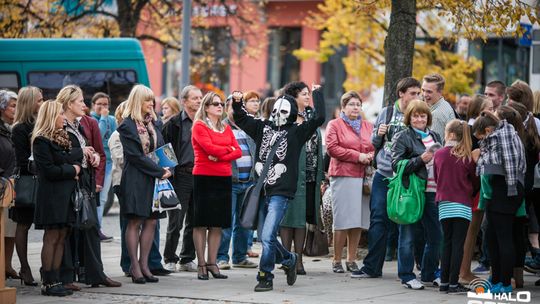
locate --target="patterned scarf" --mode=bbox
[136,114,157,155]
[65,119,88,168]
[340,112,361,135]
[51,129,71,150]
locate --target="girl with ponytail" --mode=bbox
[434,119,479,294]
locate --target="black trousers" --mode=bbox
[60,226,107,285]
[163,172,195,264]
[440,217,469,286]
[513,216,527,268]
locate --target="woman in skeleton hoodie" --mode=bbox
[232,86,325,292]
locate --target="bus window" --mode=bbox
[0,73,20,92]
[28,70,137,111]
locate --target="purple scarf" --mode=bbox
[340,112,361,135]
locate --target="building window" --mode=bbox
[267,27,301,91]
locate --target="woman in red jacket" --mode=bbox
[325,91,374,273]
[192,92,242,280]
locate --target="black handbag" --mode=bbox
[14,166,39,208]
[239,134,285,230]
[72,183,98,230]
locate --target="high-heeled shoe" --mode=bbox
[131,275,146,284]
[142,274,159,283]
[206,264,228,279]
[197,265,208,280]
[19,271,38,286]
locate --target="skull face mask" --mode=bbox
[270,97,292,126]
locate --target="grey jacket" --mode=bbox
[372,105,406,178]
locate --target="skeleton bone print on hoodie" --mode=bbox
[233,90,325,198]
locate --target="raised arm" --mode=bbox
[298,88,326,142]
[232,93,264,141]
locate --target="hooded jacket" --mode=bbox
[232,91,325,199]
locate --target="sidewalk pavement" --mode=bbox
[9,212,540,304]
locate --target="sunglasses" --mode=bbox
[208,102,225,107]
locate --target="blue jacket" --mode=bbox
[91,112,117,162]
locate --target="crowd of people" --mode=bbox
[1,72,540,296]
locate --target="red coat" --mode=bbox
[80,115,106,187]
[192,120,241,176]
[326,118,374,178]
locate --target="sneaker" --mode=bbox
[217,260,231,270]
[233,260,257,268]
[351,269,371,278]
[163,262,177,272]
[447,283,469,294]
[284,253,298,286]
[403,279,425,290]
[345,261,360,272]
[178,261,198,272]
[99,231,113,243]
[254,280,273,292]
[489,282,503,294]
[524,258,540,273]
[439,284,449,292]
[472,264,490,274]
[421,277,441,287]
[332,262,345,273]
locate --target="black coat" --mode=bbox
[33,135,83,228]
[391,126,442,180]
[118,117,165,218]
[11,122,34,175]
[0,122,15,178]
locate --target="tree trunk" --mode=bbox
[382,0,417,106]
[117,0,138,37]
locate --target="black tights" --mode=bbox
[486,211,515,286]
[126,218,157,278]
[41,228,69,272]
[513,217,527,268]
[15,222,35,281]
[440,218,469,286]
[280,227,306,270]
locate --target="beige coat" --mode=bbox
[108,130,123,187]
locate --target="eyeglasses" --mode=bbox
[247,99,260,103]
[209,102,225,107]
[346,102,362,107]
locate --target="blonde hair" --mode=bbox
[31,101,63,145]
[56,85,83,111]
[532,90,540,115]
[122,84,156,122]
[194,92,225,131]
[445,119,472,161]
[15,86,42,125]
[161,97,181,116]
[115,101,128,124]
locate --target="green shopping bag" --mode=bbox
[386,159,426,225]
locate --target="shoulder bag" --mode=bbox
[386,159,426,225]
[14,163,39,208]
[239,134,285,229]
[73,182,98,230]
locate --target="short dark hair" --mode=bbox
[396,77,421,96]
[486,80,506,97]
[283,81,308,99]
[91,92,110,104]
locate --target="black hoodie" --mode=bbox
[232,90,325,199]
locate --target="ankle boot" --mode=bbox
[513,267,524,289]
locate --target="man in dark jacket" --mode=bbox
[232,86,325,292]
[161,85,202,272]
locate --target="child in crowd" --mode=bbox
[472,111,526,294]
[434,119,479,294]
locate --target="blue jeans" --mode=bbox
[397,192,442,283]
[361,172,392,277]
[257,195,295,281]
[97,161,112,226]
[217,182,253,264]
